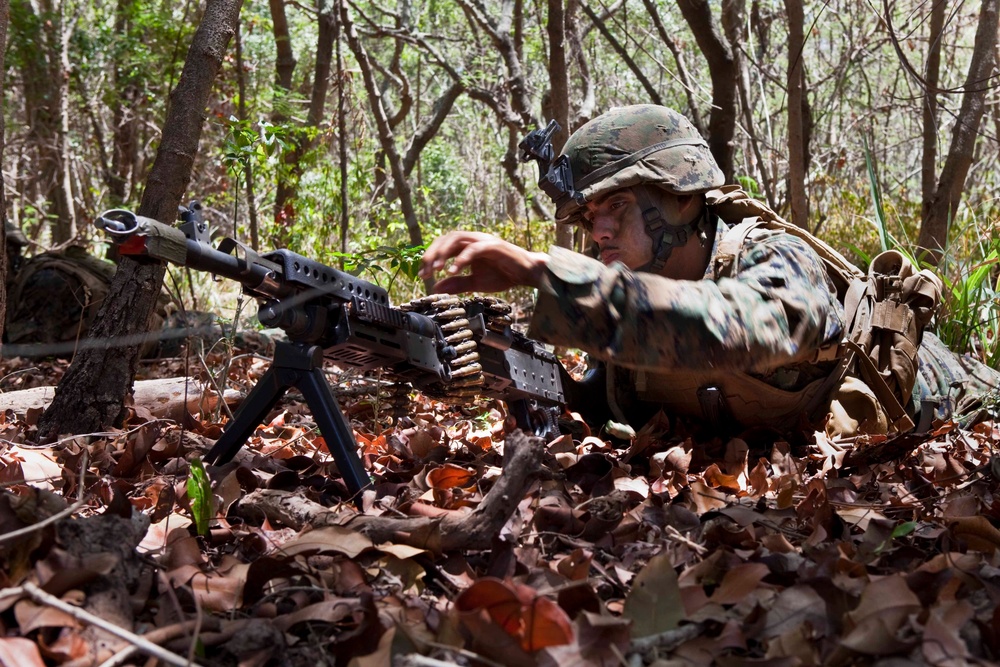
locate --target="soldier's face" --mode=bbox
[582,189,654,269]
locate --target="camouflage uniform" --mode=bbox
[913,332,1000,426]
[522,104,1000,434]
[529,213,847,431]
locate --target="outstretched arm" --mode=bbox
[419,231,548,293]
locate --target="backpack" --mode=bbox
[706,186,943,433]
[4,247,168,357]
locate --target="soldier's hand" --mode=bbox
[419,231,548,294]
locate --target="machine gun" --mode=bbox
[95,204,569,501]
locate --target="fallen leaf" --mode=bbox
[622,553,684,637]
[947,516,1000,553]
[456,577,574,652]
[709,562,770,605]
[841,575,921,655]
[0,637,46,667]
[276,525,375,559]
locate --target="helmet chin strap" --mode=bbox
[633,186,707,273]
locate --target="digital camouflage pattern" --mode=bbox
[529,202,1000,431]
[531,225,843,373]
[556,105,725,223]
[914,332,1000,425]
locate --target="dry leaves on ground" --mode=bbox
[2,349,1000,666]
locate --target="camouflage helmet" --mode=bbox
[554,105,724,223]
[4,221,29,247]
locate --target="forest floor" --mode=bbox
[2,342,1000,667]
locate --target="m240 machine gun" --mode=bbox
[95,205,569,501]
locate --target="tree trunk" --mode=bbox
[10,0,74,243]
[0,0,8,341]
[235,19,260,250]
[916,0,999,264]
[547,0,573,249]
[38,0,244,441]
[270,0,296,91]
[642,0,705,135]
[335,0,349,260]
[784,0,808,226]
[676,0,738,180]
[273,1,334,236]
[565,0,595,124]
[723,0,775,209]
[109,0,139,204]
[581,1,663,106]
[340,3,425,261]
[921,0,946,219]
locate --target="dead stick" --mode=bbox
[14,582,199,667]
[98,618,222,667]
[240,430,545,553]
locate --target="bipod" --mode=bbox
[204,340,372,505]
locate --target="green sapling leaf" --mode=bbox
[187,457,213,537]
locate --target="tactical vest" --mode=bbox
[614,185,942,437]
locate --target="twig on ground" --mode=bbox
[629,622,704,658]
[239,430,545,553]
[97,619,221,667]
[11,581,199,667]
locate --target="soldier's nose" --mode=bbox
[590,216,616,242]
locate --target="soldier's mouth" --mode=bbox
[600,249,619,264]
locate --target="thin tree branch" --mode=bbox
[403,81,463,176]
[640,0,704,134]
[579,1,663,105]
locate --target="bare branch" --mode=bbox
[579,1,663,105]
[403,81,463,176]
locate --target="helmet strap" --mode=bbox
[633,186,701,273]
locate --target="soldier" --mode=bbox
[420,104,998,438]
[4,245,120,352]
[4,220,30,282]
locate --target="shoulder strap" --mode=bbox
[706,186,863,297]
[712,217,766,279]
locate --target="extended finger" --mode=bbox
[420,235,463,278]
[419,232,483,278]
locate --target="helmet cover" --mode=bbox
[555,105,724,223]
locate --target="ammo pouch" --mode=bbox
[703,186,942,435]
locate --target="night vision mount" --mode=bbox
[518,119,582,210]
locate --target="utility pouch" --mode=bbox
[841,249,942,432]
[706,186,943,435]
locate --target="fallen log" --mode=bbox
[238,429,544,553]
[0,377,241,421]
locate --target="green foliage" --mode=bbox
[863,134,891,255]
[186,457,213,536]
[222,117,291,179]
[736,175,764,201]
[332,242,426,293]
[935,237,1000,367]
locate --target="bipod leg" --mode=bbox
[297,363,373,501]
[203,341,372,505]
[204,363,288,465]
